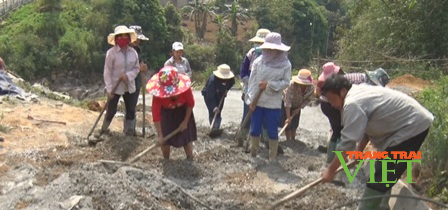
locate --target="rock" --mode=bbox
[68,88,85,100]
[58,195,85,209]
[87,100,106,112]
[79,90,91,100]
[88,90,105,100]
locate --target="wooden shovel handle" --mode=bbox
[210,90,227,130]
[128,127,181,163]
[87,81,121,138]
[278,91,315,137]
[234,89,263,140]
[269,160,357,209]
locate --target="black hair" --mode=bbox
[321,74,352,96]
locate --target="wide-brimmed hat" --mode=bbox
[292,69,314,85]
[129,25,149,41]
[366,68,390,87]
[172,42,184,51]
[259,32,291,51]
[248,28,271,43]
[107,25,138,46]
[318,62,341,82]
[146,66,191,98]
[213,64,235,79]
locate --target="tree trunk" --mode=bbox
[231,18,237,37]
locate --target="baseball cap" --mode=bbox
[172,42,184,51]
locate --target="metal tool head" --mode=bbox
[208,129,224,138]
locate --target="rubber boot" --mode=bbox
[326,140,337,164]
[250,136,260,157]
[269,139,279,161]
[379,189,391,210]
[261,128,269,147]
[94,119,111,138]
[357,187,386,210]
[265,139,284,155]
[124,119,136,136]
[236,128,249,147]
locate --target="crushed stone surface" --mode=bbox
[0,91,368,210]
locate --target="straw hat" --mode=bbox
[249,28,271,43]
[146,66,192,98]
[318,62,340,82]
[292,69,313,85]
[107,25,138,46]
[213,64,235,79]
[258,32,291,51]
[129,25,149,40]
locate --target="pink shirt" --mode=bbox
[104,45,140,95]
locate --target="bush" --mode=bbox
[418,76,448,171]
[184,44,215,73]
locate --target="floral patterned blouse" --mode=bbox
[282,81,315,108]
[151,88,195,122]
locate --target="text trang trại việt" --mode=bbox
[334,151,421,187]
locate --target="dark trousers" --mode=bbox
[105,92,138,121]
[366,128,429,192]
[320,101,343,142]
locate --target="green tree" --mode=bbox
[215,30,240,72]
[223,1,250,37]
[182,0,217,41]
[164,3,184,44]
[337,0,448,64]
[252,0,328,67]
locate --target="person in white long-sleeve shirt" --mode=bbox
[96,25,140,137]
[245,32,292,161]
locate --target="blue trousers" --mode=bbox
[242,100,268,129]
[250,106,281,140]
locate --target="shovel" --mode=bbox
[232,89,263,151]
[87,81,121,143]
[127,127,181,163]
[268,160,357,210]
[141,73,146,138]
[208,91,228,138]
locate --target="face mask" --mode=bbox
[253,43,260,48]
[115,37,130,48]
[254,47,262,56]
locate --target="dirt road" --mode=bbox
[143,90,330,134]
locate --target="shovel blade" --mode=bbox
[208,129,224,138]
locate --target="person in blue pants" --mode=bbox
[237,29,278,152]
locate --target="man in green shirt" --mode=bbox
[319,74,433,210]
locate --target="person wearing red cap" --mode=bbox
[146,66,197,160]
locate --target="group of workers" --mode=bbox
[96,25,433,210]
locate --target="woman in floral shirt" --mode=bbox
[279,69,315,141]
[146,66,197,160]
